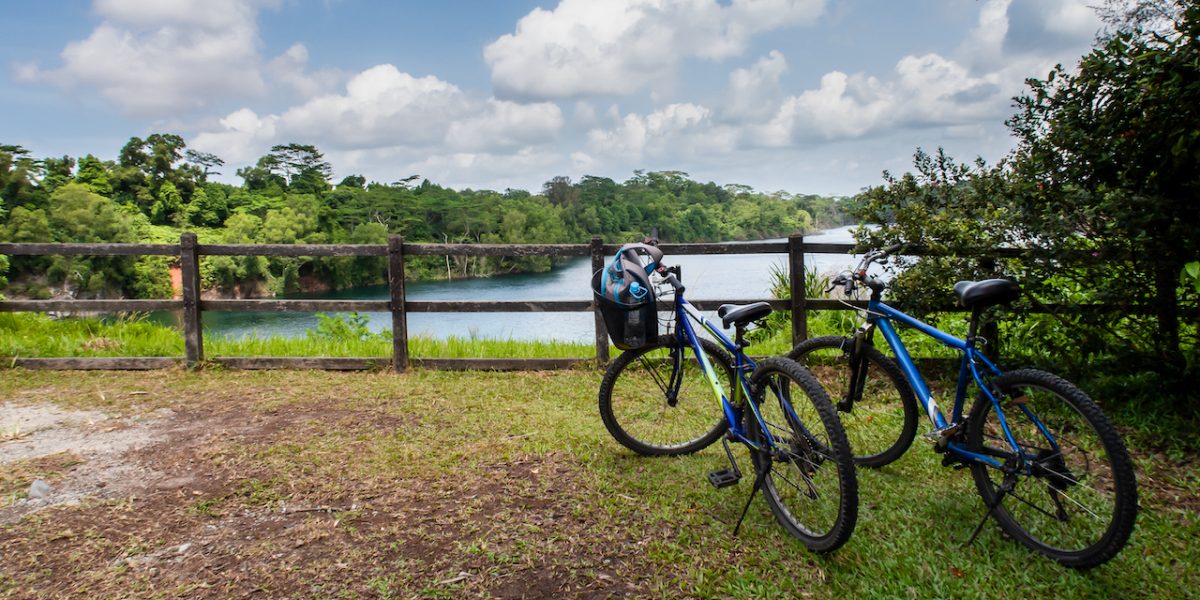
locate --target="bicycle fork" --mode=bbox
[839,326,873,413]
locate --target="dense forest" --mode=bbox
[0,138,850,298]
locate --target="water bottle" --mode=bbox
[626,282,646,347]
[629,281,647,300]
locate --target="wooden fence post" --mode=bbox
[388,235,409,373]
[590,236,609,367]
[179,232,204,368]
[788,234,807,346]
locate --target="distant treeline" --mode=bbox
[0,138,853,298]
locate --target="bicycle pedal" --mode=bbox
[707,469,741,489]
[941,454,969,469]
[923,423,962,440]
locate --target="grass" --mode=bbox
[0,368,1196,598]
[0,312,593,359]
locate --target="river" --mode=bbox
[194,225,863,342]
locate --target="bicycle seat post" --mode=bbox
[735,323,750,351]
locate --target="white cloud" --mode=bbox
[19,0,272,117]
[484,0,825,99]
[446,100,564,152]
[192,64,567,181]
[758,53,1004,144]
[726,50,788,121]
[191,108,279,163]
[92,0,279,30]
[18,0,341,118]
[587,103,714,158]
[278,65,469,149]
[267,44,345,99]
[1004,0,1100,54]
[730,0,1097,148]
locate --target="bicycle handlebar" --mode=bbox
[656,265,685,295]
[828,243,904,297]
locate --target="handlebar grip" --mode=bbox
[663,272,685,294]
[882,243,903,256]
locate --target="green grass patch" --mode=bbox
[0,369,1194,598]
[0,312,594,359]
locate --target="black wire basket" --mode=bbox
[592,269,659,350]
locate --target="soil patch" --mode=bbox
[0,395,660,598]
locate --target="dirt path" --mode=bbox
[0,376,659,599]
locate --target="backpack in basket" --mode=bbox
[592,243,664,350]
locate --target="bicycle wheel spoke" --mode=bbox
[638,355,671,397]
[743,357,857,552]
[967,370,1136,567]
[599,340,731,456]
[772,466,819,500]
[789,336,918,468]
[1006,489,1062,520]
[1036,482,1104,521]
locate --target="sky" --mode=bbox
[2,0,1104,196]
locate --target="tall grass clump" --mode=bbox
[0,312,184,357]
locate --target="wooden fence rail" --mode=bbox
[0,234,1063,372]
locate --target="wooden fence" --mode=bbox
[0,233,1005,371]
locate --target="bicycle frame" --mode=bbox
[864,298,1057,470]
[668,292,789,453]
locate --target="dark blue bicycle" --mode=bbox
[789,244,1138,568]
[595,244,857,552]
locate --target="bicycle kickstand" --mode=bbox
[734,464,770,536]
[963,474,1016,547]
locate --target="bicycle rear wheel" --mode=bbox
[598,338,733,456]
[745,358,858,552]
[966,369,1137,568]
[789,335,918,467]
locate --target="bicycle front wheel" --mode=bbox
[789,336,918,467]
[746,358,858,552]
[966,369,1137,568]
[598,338,733,456]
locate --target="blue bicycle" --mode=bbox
[595,244,857,552]
[789,244,1137,567]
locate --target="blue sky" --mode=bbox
[2,0,1103,196]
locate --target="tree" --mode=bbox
[237,156,287,194]
[3,206,53,242]
[0,197,7,290]
[184,149,225,182]
[542,176,579,207]
[265,143,332,194]
[853,1,1199,404]
[47,184,136,243]
[40,156,75,193]
[42,184,140,296]
[150,180,184,225]
[1006,0,1199,371]
[0,144,43,208]
[75,154,113,195]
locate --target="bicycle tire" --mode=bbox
[966,369,1137,568]
[745,357,858,552]
[788,336,919,467]
[598,338,733,456]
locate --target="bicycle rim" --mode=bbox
[748,358,857,552]
[967,370,1137,567]
[790,336,917,467]
[598,339,731,455]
